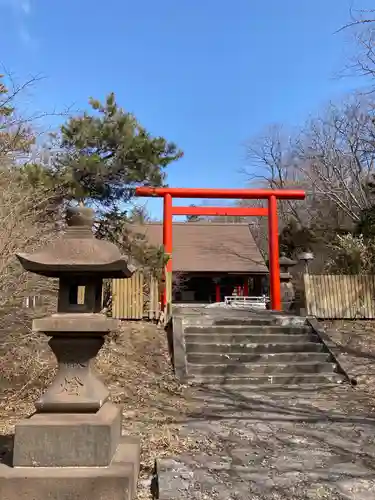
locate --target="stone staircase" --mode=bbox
[181,312,346,389]
[156,310,355,500]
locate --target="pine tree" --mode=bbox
[54,92,182,207]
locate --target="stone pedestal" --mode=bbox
[13,402,122,467]
[0,440,138,500]
[2,316,140,499]
[1,402,139,500]
[0,206,140,499]
[0,362,140,499]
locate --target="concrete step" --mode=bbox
[213,315,306,327]
[185,333,319,344]
[190,385,349,403]
[185,341,325,354]
[187,352,332,364]
[189,373,346,387]
[215,317,280,326]
[185,325,312,334]
[187,361,337,376]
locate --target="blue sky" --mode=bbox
[0,0,373,218]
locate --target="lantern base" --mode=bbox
[0,438,139,500]
[13,402,126,467]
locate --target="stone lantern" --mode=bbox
[279,253,297,275]
[0,207,139,500]
[279,253,297,311]
[298,251,314,274]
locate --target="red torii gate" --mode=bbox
[135,187,306,312]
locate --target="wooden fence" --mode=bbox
[112,271,160,320]
[304,274,375,319]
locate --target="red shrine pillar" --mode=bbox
[268,194,281,310]
[215,283,221,302]
[163,194,173,313]
[243,277,249,296]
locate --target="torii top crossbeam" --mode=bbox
[136,187,305,200]
[135,187,306,312]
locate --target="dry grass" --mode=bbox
[0,320,205,499]
[97,322,198,499]
[321,319,375,406]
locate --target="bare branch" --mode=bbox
[336,8,375,33]
[0,166,60,339]
[338,9,375,89]
[244,97,375,239]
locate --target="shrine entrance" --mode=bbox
[135,187,305,315]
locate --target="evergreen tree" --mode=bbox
[53,92,182,207]
[21,92,182,272]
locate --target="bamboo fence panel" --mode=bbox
[112,271,160,320]
[304,274,375,319]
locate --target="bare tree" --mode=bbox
[296,98,374,223]
[0,165,60,338]
[245,124,307,224]
[0,72,65,340]
[0,71,69,160]
[245,97,375,230]
[243,96,375,271]
[338,8,375,87]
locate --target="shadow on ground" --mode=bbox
[0,434,13,466]
[155,382,375,499]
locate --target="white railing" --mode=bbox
[224,295,268,309]
[23,295,38,308]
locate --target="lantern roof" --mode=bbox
[16,206,136,278]
[279,253,297,267]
